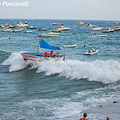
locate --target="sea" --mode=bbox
[0,19,120,120]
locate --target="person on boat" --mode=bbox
[88,49,91,53]
[92,47,95,52]
[50,50,54,57]
[80,113,88,120]
[44,52,47,57]
[56,52,60,57]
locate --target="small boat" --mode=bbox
[38,32,60,37]
[2,28,12,32]
[24,30,32,33]
[20,38,65,61]
[9,25,16,28]
[27,25,36,29]
[77,21,84,25]
[114,26,120,31]
[102,28,115,33]
[52,22,63,25]
[52,29,62,32]
[63,44,76,48]
[84,49,99,55]
[86,33,108,37]
[16,21,28,27]
[58,26,70,31]
[86,24,95,27]
[38,28,47,31]
[12,28,24,32]
[90,26,103,30]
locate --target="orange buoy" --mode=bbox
[25,55,28,58]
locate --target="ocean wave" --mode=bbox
[2,52,120,84]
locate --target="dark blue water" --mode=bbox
[0,19,120,120]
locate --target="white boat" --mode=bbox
[16,21,28,27]
[77,21,84,25]
[58,26,70,31]
[86,24,95,27]
[86,34,108,37]
[84,49,99,55]
[27,25,36,29]
[102,28,115,33]
[24,30,32,33]
[63,44,76,48]
[21,38,65,61]
[39,32,60,37]
[2,28,12,32]
[52,22,63,25]
[114,26,120,31]
[90,26,103,30]
[12,28,24,32]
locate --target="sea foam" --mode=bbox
[2,52,120,84]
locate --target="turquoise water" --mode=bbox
[0,19,120,120]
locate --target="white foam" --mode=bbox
[2,52,27,72]
[2,52,120,84]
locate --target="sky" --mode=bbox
[0,0,120,21]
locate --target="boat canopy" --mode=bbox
[40,39,61,50]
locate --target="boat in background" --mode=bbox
[2,28,12,32]
[21,38,65,61]
[16,21,28,27]
[63,44,76,48]
[58,26,70,31]
[51,22,63,25]
[27,25,36,29]
[84,49,99,55]
[13,28,24,32]
[77,21,84,25]
[102,28,115,33]
[24,30,32,33]
[86,33,108,37]
[90,26,103,30]
[38,32,60,37]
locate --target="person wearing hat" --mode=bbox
[80,113,88,120]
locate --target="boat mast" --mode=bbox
[37,37,41,55]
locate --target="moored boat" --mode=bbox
[90,26,103,30]
[58,26,70,31]
[27,25,36,29]
[102,28,115,33]
[38,32,60,37]
[16,21,28,27]
[12,28,24,32]
[63,44,76,48]
[86,33,108,37]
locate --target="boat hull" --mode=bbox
[21,52,65,61]
[84,49,99,55]
[63,44,76,48]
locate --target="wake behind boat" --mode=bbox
[21,38,65,61]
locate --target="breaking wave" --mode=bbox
[2,52,120,84]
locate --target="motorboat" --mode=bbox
[102,28,115,33]
[2,28,12,32]
[84,49,99,55]
[51,22,63,25]
[86,33,108,37]
[63,44,76,48]
[52,29,62,32]
[24,30,32,33]
[114,26,120,31]
[27,25,36,29]
[38,32,60,37]
[86,24,95,27]
[16,21,28,27]
[38,28,47,31]
[58,26,70,31]
[20,38,65,61]
[9,25,16,28]
[77,21,84,25]
[90,26,103,30]
[12,28,24,32]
